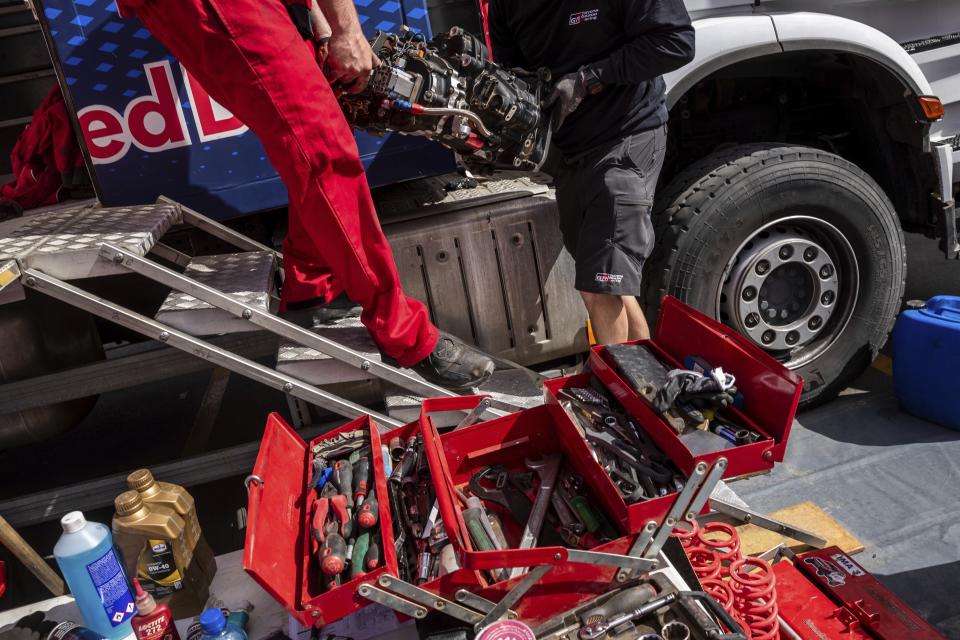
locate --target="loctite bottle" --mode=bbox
[131,579,181,640]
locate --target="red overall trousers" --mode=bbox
[124,0,437,366]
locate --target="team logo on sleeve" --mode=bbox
[569,9,599,25]
[595,272,623,284]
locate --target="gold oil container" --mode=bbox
[112,490,209,617]
[127,469,218,582]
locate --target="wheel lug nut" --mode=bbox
[761,330,775,345]
[779,245,794,260]
[819,264,834,279]
[756,260,771,275]
[745,313,760,328]
[821,291,835,305]
[786,331,800,345]
[742,286,757,301]
[804,247,818,261]
[808,316,823,330]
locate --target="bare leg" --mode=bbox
[581,292,650,344]
[622,295,651,341]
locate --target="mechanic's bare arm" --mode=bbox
[316,0,380,92]
[309,0,332,41]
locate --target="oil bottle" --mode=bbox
[112,490,209,618]
[126,469,218,583]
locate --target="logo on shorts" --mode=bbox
[569,9,599,25]
[595,272,624,284]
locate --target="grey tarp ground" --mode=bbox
[731,366,960,637]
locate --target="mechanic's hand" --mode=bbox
[326,29,380,93]
[546,70,588,131]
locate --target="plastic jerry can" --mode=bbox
[892,296,960,430]
[112,491,210,618]
[127,469,217,583]
[53,511,136,640]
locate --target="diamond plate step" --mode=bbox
[155,251,277,335]
[276,315,378,386]
[0,202,179,279]
[384,368,544,425]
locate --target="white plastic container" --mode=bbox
[54,511,136,640]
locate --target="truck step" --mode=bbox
[155,251,276,335]
[384,368,545,425]
[275,315,379,385]
[0,201,179,280]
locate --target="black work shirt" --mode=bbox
[488,0,695,156]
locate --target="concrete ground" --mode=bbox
[1,231,958,633]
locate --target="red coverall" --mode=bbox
[120,0,438,366]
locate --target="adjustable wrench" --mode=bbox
[509,453,561,579]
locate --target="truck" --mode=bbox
[0,0,957,446]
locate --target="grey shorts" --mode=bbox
[553,124,667,296]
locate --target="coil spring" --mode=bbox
[697,522,742,563]
[729,557,780,640]
[672,520,700,547]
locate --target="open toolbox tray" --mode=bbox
[243,413,396,627]
[416,396,661,627]
[543,372,694,533]
[587,296,803,479]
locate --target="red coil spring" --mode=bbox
[688,547,722,580]
[729,557,780,640]
[672,520,700,547]
[697,522,742,563]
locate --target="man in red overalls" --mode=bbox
[118,0,494,389]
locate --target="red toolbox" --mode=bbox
[243,413,396,627]
[544,373,690,532]
[418,396,656,626]
[588,296,803,479]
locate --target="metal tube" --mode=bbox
[418,107,495,138]
[97,244,468,403]
[22,269,402,427]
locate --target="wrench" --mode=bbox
[509,454,562,579]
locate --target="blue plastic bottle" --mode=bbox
[197,609,247,640]
[54,511,136,640]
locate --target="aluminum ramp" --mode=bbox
[0,196,544,429]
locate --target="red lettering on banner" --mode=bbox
[182,64,248,142]
[125,60,191,152]
[77,105,130,164]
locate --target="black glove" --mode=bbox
[286,3,313,41]
[546,70,588,131]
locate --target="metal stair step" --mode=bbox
[276,315,379,386]
[384,368,545,424]
[155,251,276,335]
[0,201,179,279]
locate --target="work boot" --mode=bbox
[412,332,495,390]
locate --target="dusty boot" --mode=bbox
[412,332,495,390]
[281,292,362,328]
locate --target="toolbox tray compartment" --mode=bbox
[243,413,396,627]
[543,373,690,532]
[418,396,649,626]
[588,296,802,479]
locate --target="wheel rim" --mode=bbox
[718,216,859,369]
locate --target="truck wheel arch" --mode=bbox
[665,12,933,109]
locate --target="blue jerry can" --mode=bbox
[892,296,960,430]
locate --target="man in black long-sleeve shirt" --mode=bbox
[489,0,695,343]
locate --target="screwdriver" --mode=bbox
[353,457,371,505]
[364,536,381,570]
[320,531,347,577]
[357,491,379,529]
[333,460,354,508]
[351,532,370,579]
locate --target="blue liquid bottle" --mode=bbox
[54,511,136,640]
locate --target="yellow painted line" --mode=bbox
[872,353,893,376]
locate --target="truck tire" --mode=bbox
[643,144,906,408]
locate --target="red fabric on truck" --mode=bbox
[1,84,85,211]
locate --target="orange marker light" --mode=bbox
[917,95,945,121]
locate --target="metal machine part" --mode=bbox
[341,27,550,173]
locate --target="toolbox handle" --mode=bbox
[457,546,570,571]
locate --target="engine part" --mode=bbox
[340,27,550,173]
